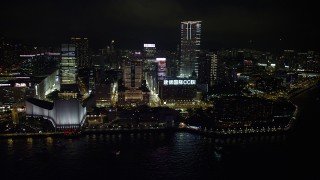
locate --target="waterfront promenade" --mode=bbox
[1,80,318,139]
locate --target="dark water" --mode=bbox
[1,87,319,180]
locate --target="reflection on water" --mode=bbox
[0,132,305,180]
[214,145,223,161]
[26,138,33,150]
[27,137,33,144]
[46,137,53,151]
[215,134,287,146]
[46,137,53,145]
[7,138,13,146]
[7,138,14,156]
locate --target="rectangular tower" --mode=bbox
[61,44,77,85]
[180,21,201,78]
[71,37,90,69]
[143,44,156,60]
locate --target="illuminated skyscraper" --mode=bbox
[198,52,218,87]
[211,54,218,85]
[180,21,201,78]
[61,44,77,85]
[71,37,90,68]
[143,44,156,60]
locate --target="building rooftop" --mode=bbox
[60,84,80,92]
[26,98,54,110]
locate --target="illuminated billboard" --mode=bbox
[0,84,11,87]
[156,58,166,80]
[20,55,36,57]
[244,60,253,66]
[62,51,75,55]
[144,44,155,48]
[163,79,196,85]
[15,83,27,87]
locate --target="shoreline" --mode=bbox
[0,127,291,139]
[1,81,318,139]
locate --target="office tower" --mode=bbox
[143,44,156,93]
[60,44,77,85]
[0,37,20,68]
[281,50,295,69]
[243,59,253,74]
[88,69,95,94]
[199,52,218,87]
[143,44,156,60]
[180,21,201,78]
[211,54,218,85]
[71,37,90,68]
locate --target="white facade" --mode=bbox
[34,70,60,100]
[26,98,86,128]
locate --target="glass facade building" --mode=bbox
[61,44,77,85]
[180,21,201,78]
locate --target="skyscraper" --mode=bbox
[143,44,156,60]
[61,44,77,85]
[180,21,201,78]
[198,52,218,87]
[71,37,90,68]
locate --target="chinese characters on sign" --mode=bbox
[163,79,196,85]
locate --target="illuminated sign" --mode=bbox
[158,61,166,70]
[157,58,166,80]
[144,44,155,48]
[156,58,166,61]
[62,52,75,55]
[257,63,267,67]
[35,85,38,96]
[0,84,11,87]
[244,60,253,66]
[47,52,61,56]
[20,55,36,57]
[16,77,30,79]
[17,107,25,112]
[15,83,27,87]
[163,79,196,85]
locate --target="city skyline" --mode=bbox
[1,0,319,51]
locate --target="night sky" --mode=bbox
[1,0,319,50]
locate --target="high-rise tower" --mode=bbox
[180,21,201,78]
[71,37,90,68]
[61,44,77,85]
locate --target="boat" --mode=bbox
[115,150,120,156]
[111,149,120,156]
